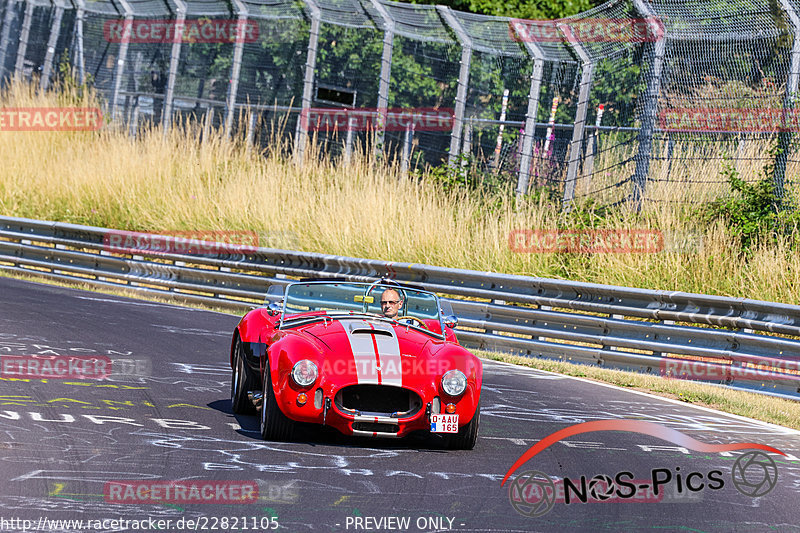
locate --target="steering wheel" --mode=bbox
[396,315,429,330]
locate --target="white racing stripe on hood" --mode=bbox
[341,319,402,386]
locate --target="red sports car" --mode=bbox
[229,279,482,449]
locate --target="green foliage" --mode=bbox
[316,26,383,106]
[417,154,508,194]
[703,150,800,250]
[560,198,615,229]
[409,0,604,19]
[56,49,93,95]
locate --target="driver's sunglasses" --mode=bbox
[381,300,400,306]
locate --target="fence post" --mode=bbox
[462,118,472,158]
[631,0,666,207]
[400,121,413,175]
[437,6,472,166]
[582,104,605,191]
[776,0,800,202]
[294,0,320,163]
[344,112,355,165]
[660,131,673,181]
[14,0,34,78]
[0,0,20,80]
[111,0,133,120]
[129,96,139,137]
[39,0,65,89]
[513,20,546,198]
[369,0,394,158]
[162,0,187,131]
[245,111,257,151]
[225,0,248,136]
[400,121,414,175]
[72,0,85,84]
[493,88,509,170]
[559,23,594,211]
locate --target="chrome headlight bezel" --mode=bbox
[441,369,467,396]
[291,359,318,387]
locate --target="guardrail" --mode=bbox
[1,215,799,399]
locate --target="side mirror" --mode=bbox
[443,315,458,329]
[267,302,282,316]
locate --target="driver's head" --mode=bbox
[380,288,403,319]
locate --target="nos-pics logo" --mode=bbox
[502,420,784,517]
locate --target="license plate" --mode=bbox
[430,414,459,433]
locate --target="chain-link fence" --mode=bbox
[1,0,799,209]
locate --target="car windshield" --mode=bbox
[279,281,443,335]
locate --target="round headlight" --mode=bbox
[441,370,467,396]
[291,360,318,387]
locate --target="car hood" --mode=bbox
[290,317,435,387]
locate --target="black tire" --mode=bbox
[260,360,295,441]
[446,402,480,450]
[230,337,255,414]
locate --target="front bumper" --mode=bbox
[274,375,477,438]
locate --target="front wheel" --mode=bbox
[446,403,480,450]
[230,337,255,414]
[260,361,295,441]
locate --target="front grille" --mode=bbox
[353,422,400,433]
[335,385,422,417]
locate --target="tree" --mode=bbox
[408,0,606,20]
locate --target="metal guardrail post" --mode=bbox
[0,0,19,80]
[559,23,594,211]
[163,0,187,131]
[369,0,394,159]
[631,0,666,208]
[224,0,248,136]
[512,20,546,198]
[111,0,133,120]
[437,6,472,166]
[39,0,66,90]
[776,0,800,202]
[14,0,34,78]
[294,0,321,163]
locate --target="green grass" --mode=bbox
[1,81,799,304]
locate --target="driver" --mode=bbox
[380,288,404,320]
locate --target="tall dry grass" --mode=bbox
[1,80,799,304]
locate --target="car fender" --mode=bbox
[426,343,483,422]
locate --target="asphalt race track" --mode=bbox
[0,276,799,532]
